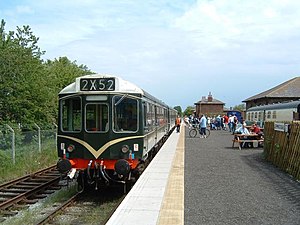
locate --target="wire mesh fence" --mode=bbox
[0,124,57,164]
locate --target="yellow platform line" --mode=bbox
[157,125,185,225]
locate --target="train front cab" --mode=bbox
[57,93,171,190]
[57,93,146,189]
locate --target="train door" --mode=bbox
[295,104,300,120]
[142,102,148,152]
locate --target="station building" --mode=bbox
[243,76,300,110]
[194,92,225,117]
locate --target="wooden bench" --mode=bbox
[232,134,264,150]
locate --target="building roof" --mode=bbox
[243,76,300,102]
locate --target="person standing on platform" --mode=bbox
[175,115,181,133]
[184,115,191,128]
[199,114,207,138]
[228,114,234,132]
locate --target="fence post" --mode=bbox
[34,123,41,153]
[6,125,15,164]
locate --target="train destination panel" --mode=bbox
[80,78,115,91]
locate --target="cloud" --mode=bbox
[15,5,34,14]
[2,0,300,109]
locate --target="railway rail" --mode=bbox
[35,192,80,225]
[0,165,61,218]
[1,117,173,224]
[34,188,125,225]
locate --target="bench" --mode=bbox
[232,135,264,150]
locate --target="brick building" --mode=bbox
[194,92,225,117]
[243,76,300,109]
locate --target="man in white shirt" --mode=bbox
[234,123,253,147]
[235,123,250,135]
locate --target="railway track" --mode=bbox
[35,188,125,225]
[35,191,80,225]
[1,129,172,224]
[0,166,124,224]
[0,165,62,218]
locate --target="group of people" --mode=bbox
[183,114,208,138]
[182,113,263,145]
[235,122,262,135]
[178,113,264,146]
[234,122,264,147]
[186,113,235,132]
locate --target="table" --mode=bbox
[232,133,264,150]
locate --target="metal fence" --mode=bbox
[0,124,57,164]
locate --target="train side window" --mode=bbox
[145,102,154,132]
[143,102,149,133]
[164,108,168,125]
[61,97,82,132]
[151,104,155,126]
[267,111,271,119]
[258,112,262,121]
[85,103,109,132]
[156,106,166,126]
[113,95,138,132]
[272,111,276,119]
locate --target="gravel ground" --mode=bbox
[184,129,300,225]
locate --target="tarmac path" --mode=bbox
[184,129,300,225]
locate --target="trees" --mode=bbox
[43,57,93,122]
[0,19,47,125]
[174,106,182,116]
[183,106,196,116]
[0,19,92,127]
[233,104,246,112]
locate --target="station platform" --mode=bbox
[106,126,184,225]
[107,124,300,225]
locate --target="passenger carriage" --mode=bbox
[246,100,300,126]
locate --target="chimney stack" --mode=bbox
[208,92,213,102]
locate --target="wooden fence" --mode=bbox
[264,121,300,181]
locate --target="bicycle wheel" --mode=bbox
[205,128,211,137]
[189,129,198,138]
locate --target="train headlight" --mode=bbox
[121,145,129,153]
[67,144,75,152]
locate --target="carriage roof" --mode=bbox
[59,74,143,94]
[247,100,300,112]
[59,74,169,107]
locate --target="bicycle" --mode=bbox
[188,123,210,138]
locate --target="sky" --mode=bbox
[1,0,300,110]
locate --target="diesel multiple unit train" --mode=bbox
[56,74,177,191]
[246,100,300,125]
